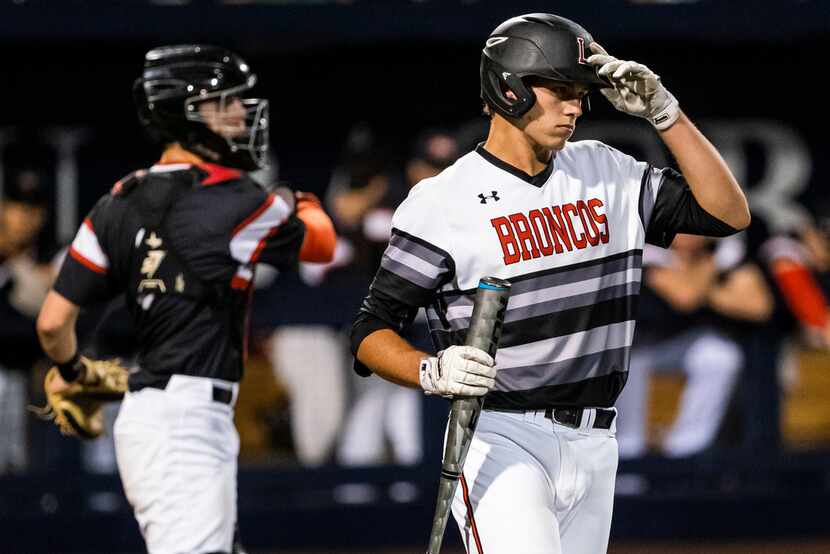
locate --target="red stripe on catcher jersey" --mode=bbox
[69,246,106,274]
[200,163,242,186]
[230,265,254,290]
[230,194,292,264]
[69,218,109,273]
[233,194,275,237]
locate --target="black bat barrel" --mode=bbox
[426,276,511,554]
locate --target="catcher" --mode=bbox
[36,44,335,554]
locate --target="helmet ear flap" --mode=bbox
[481,58,536,119]
[133,78,163,143]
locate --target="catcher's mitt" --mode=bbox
[33,357,129,439]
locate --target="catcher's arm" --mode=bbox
[35,290,129,438]
[37,290,83,383]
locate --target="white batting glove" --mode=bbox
[586,43,681,131]
[419,345,496,398]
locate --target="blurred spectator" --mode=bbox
[616,234,773,459]
[268,325,348,466]
[0,170,51,474]
[262,125,383,467]
[618,209,830,459]
[735,214,830,452]
[335,127,459,466]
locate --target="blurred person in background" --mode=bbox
[35,45,335,554]
[615,235,771,459]
[0,170,51,474]
[336,128,460,467]
[264,123,390,467]
[618,212,830,460]
[735,213,830,452]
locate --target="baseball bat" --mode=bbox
[426,276,511,554]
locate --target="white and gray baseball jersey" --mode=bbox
[351,140,736,553]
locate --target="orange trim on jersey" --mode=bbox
[772,259,829,328]
[460,475,484,554]
[156,144,241,186]
[232,194,276,237]
[157,144,205,166]
[69,246,106,274]
[297,200,336,263]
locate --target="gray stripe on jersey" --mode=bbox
[494,346,630,390]
[388,232,447,267]
[384,245,444,279]
[494,320,636,372]
[430,279,640,331]
[640,167,663,230]
[381,257,438,290]
[453,267,640,322]
[509,252,641,296]
[429,261,640,326]
[440,250,642,305]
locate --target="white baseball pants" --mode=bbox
[114,375,240,554]
[451,408,618,554]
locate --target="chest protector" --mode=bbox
[116,169,227,309]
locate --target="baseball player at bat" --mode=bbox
[36,45,335,554]
[351,13,749,554]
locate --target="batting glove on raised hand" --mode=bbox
[419,345,496,398]
[586,43,680,131]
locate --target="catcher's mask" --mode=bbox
[134,44,269,171]
[480,13,610,119]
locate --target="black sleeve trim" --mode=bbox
[646,168,739,247]
[372,266,440,308]
[350,278,421,376]
[53,254,115,306]
[637,164,652,232]
[391,227,456,285]
[350,311,396,377]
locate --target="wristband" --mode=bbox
[419,357,437,396]
[55,352,83,382]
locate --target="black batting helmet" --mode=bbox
[480,13,609,119]
[133,45,269,171]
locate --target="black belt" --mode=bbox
[545,407,615,430]
[211,386,233,405]
[487,407,615,430]
[131,377,234,405]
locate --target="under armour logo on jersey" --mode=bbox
[478,191,500,204]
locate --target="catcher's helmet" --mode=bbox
[480,13,608,119]
[134,45,269,171]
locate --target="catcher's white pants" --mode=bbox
[114,375,240,554]
[451,409,618,554]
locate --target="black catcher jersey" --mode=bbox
[54,162,305,389]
